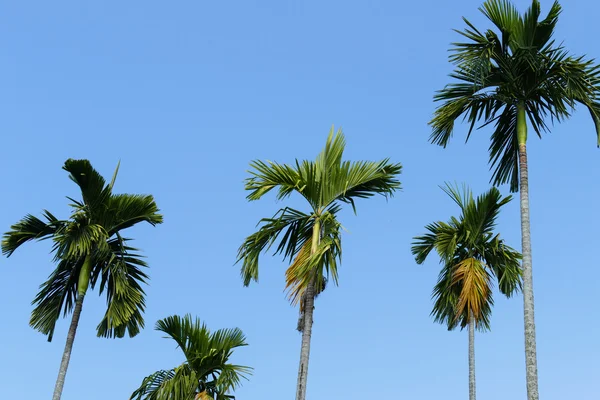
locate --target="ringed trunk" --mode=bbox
[52,254,92,400]
[517,102,539,400]
[295,219,321,400]
[468,313,476,400]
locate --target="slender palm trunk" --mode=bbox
[295,220,321,400]
[517,103,539,400]
[52,255,91,400]
[52,293,85,400]
[468,313,476,400]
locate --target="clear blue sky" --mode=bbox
[1,1,598,399]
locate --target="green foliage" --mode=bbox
[2,159,163,341]
[412,184,522,330]
[130,315,251,400]
[237,126,402,305]
[430,0,600,191]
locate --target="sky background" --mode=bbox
[1,1,599,399]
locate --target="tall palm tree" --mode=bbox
[412,184,522,400]
[428,1,600,398]
[131,315,251,400]
[237,127,402,400]
[2,159,163,400]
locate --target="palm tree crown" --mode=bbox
[412,184,522,330]
[237,126,402,307]
[2,159,163,340]
[131,315,251,400]
[430,0,600,191]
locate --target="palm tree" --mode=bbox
[237,127,402,400]
[2,159,163,400]
[412,184,522,400]
[131,315,251,400]
[428,1,600,398]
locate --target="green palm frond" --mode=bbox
[105,194,163,235]
[131,365,199,400]
[130,369,177,400]
[63,159,111,210]
[237,207,313,286]
[29,258,82,341]
[53,222,110,261]
[2,211,66,257]
[94,237,148,338]
[245,160,305,203]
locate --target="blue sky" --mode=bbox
[1,1,598,399]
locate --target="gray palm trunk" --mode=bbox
[295,220,321,400]
[517,103,539,400]
[518,143,539,400]
[295,278,316,400]
[468,314,476,400]
[52,293,85,400]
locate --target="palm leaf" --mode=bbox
[94,237,148,338]
[29,258,81,341]
[2,211,65,257]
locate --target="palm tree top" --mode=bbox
[237,127,402,292]
[412,184,522,330]
[245,126,402,213]
[3,159,163,258]
[429,0,600,191]
[131,315,251,400]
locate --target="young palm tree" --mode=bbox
[429,1,600,398]
[237,127,402,400]
[2,159,163,400]
[412,184,522,400]
[131,315,251,400]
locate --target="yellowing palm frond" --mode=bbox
[451,258,494,328]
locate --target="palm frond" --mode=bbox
[130,369,176,400]
[285,210,342,307]
[451,257,494,329]
[29,258,81,341]
[2,211,65,257]
[63,159,111,210]
[134,315,251,400]
[237,207,313,286]
[52,222,110,261]
[488,104,519,191]
[130,364,199,400]
[94,237,148,338]
[245,160,306,202]
[480,0,521,40]
[105,194,163,235]
[327,159,402,213]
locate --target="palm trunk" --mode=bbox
[52,293,85,400]
[295,219,321,400]
[468,314,476,400]
[517,102,539,400]
[52,254,92,400]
